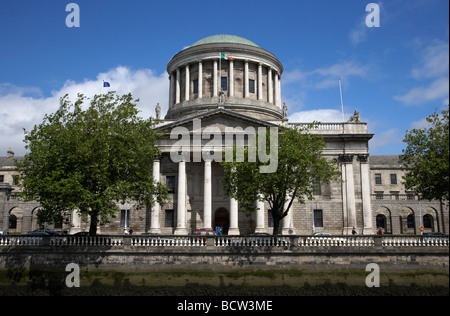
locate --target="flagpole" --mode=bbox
[339,78,345,122]
[219,52,222,93]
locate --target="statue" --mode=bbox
[218,89,225,105]
[348,109,360,123]
[282,103,288,119]
[155,103,161,120]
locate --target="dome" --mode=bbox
[192,35,260,48]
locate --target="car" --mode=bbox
[191,229,217,236]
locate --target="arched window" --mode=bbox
[407,215,415,229]
[9,215,17,229]
[376,214,386,229]
[423,214,433,229]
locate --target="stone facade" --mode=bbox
[0,35,448,236]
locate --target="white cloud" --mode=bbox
[394,39,449,106]
[394,77,449,106]
[0,66,169,156]
[411,40,449,79]
[369,128,403,153]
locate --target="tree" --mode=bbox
[221,125,341,235]
[15,92,168,235]
[400,106,449,202]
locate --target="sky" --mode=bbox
[0,0,448,156]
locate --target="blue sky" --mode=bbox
[1,0,448,156]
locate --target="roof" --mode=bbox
[370,155,402,167]
[191,35,260,48]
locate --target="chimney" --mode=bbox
[6,147,14,159]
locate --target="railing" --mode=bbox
[1,235,448,248]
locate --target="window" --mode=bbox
[249,79,255,94]
[313,210,323,228]
[375,174,382,185]
[423,215,433,229]
[390,174,397,185]
[193,79,199,94]
[376,214,386,229]
[268,210,274,227]
[407,215,415,229]
[0,175,4,182]
[221,77,228,91]
[313,178,321,195]
[9,215,17,229]
[165,210,174,227]
[166,176,176,193]
[120,209,130,227]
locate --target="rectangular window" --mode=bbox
[249,79,255,94]
[314,210,323,228]
[166,176,176,193]
[120,209,130,227]
[375,174,382,185]
[268,210,274,227]
[0,175,4,182]
[313,178,321,195]
[390,174,397,185]
[165,210,174,227]
[193,79,199,94]
[221,77,228,91]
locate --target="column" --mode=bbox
[203,159,212,230]
[185,64,190,102]
[213,59,218,97]
[341,154,356,235]
[175,68,181,104]
[228,197,240,235]
[257,63,263,100]
[229,59,234,97]
[150,159,161,234]
[268,68,273,104]
[255,195,265,233]
[175,160,188,235]
[360,155,373,235]
[281,195,295,235]
[169,74,174,108]
[274,73,279,107]
[198,61,203,99]
[244,60,249,98]
[277,73,282,108]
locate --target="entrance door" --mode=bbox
[214,208,229,235]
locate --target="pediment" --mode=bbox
[155,108,280,133]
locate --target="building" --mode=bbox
[1,35,448,235]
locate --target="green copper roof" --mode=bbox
[192,35,260,48]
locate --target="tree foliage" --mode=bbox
[15,92,168,235]
[221,124,341,235]
[400,106,449,202]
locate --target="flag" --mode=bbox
[220,53,232,60]
[103,81,110,87]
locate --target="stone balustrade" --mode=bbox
[1,234,448,248]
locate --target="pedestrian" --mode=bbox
[352,227,357,235]
[123,228,128,235]
[129,228,133,235]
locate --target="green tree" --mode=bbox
[221,125,341,235]
[15,92,168,235]
[400,106,449,202]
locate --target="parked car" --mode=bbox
[423,232,448,244]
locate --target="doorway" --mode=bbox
[214,208,229,235]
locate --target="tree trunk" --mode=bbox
[89,210,99,235]
[271,211,282,236]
